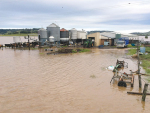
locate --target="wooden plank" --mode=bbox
[126,81,131,83]
[127,92,150,95]
[124,77,132,80]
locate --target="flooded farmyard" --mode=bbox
[0,48,150,113]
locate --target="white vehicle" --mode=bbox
[116,41,125,48]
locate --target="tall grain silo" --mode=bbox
[60,28,69,43]
[38,28,47,45]
[77,29,86,39]
[70,28,77,43]
[47,23,60,42]
[77,29,86,44]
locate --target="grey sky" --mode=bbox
[0,0,150,33]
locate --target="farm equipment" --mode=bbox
[110,69,134,87]
[112,60,128,72]
[116,59,128,68]
[110,60,134,87]
[83,39,93,48]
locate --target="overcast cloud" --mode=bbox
[0,0,150,33]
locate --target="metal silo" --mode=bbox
[38,28,47,38]
[77,30,86,39]
[70,28,77,39]
[38,28,47,45]
[60,28,69,43]
[47,23,60,42]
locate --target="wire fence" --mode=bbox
[141,77,150,85]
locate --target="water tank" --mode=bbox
[60,28,69,42]
[140,47,145,53]
[49,36,55,42]
[38,28,47,39]
[70,28,77,40]
[77,30,86,39]
[116,34,121,39]
[47,23,60,42]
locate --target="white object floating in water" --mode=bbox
[107,66,114,70]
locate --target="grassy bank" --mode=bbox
[72,48,90,53]
[128,46,150,82]
[127,48,137,55]
[78,48,90,53]
[0,33,38,36]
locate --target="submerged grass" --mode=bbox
[79,49,90,53]
[39,52,44,55]
[72,48,90,53]
[90,75,96,78]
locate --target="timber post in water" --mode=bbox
[142,83,149,101]
[138,74,142,88]
[28,35,30,50]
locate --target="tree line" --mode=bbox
[0,28,40,35]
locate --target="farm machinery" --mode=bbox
[83,39,94,48]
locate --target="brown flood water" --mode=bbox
[0,48,150,113]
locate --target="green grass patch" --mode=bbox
[145,47,150,53]
[127,44,137,48]
[72,49,77,53]
[79,49,90,53]
[140,54,150,60]
[128,47,150,77]
[140,60,150,74]
[127,49,137,55]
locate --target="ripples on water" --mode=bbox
[0,48,150,113]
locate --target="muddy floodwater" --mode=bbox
[0,48,150,113]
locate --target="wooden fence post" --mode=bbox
[138,74,142,88]
[28,35,30,50]
[142,83,149,101]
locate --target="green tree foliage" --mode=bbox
[0,28,39,35]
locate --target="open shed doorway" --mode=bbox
[88,37,95,46]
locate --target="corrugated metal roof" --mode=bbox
[100,32,116,39]
[139,36,150,41]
